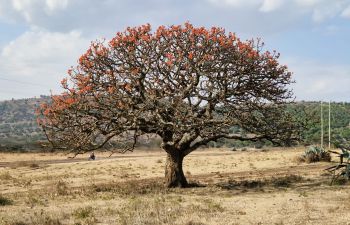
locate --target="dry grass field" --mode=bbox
[0,147,349,225]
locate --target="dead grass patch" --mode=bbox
[0,171,13,180]
[116,196,224,225]
[5,212,63,225]
[25,192,46,208]
[54,180,69,196]
[72,206,98,224]
[44,180,70,197]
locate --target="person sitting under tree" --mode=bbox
[89,152,95,160]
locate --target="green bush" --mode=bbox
[299,146,331,163]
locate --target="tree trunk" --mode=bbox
[165,152,188,188]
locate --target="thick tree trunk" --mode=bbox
[165,152,188,188]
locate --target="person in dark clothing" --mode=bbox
[89,152,95,160]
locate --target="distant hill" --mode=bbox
[0,97,349,151]
[0,96,50,151]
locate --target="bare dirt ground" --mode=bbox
[0,147,349,225]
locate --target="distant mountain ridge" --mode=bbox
[0,97,349,151]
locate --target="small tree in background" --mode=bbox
[38,23,302,187]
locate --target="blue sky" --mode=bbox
[0,0,349,101]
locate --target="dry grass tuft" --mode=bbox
[185,221,207,225]
[0,171,13,180]
[6,213,63,225]
[25,193,45,208]
[73,206,98,224]
[0,195,13,206]
[117,196,223,225]
[332,177,348,186]
[54,180,69,196]
[117,197,181,225]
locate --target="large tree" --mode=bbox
[38,23,302,187]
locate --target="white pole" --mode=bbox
[328,101,331,149]
[321,101,323,148]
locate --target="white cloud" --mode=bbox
[208,0,350,22]
[0,0,69,23]
[0,28,90,99]
[11,0,69,14]
[311,2,345,23]
[207,0,260,8]
[341,5,350,18]
[0,0,348,37]
[285,58,350,101]
[294,0,321,7]
[259,0,284,12]
[45,0,68,12]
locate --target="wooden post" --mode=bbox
[328,101,331,149]
[321,101,323,148]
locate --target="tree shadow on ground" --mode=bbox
[215,174,303,191]
[211,172,349,194]
[85,172,348,198]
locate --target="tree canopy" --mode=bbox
[38,23,302,187]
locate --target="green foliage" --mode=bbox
[304,146,325,155]
[209,102,350,148]
[299,102,350,145]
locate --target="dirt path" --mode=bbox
[0,151,235,168]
